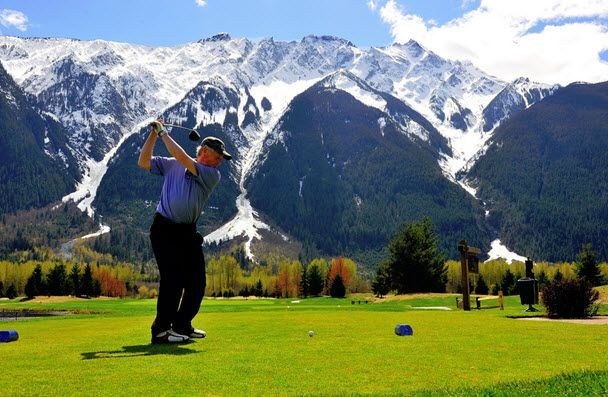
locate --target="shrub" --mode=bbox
[576,243,603,286]
[372,262,391,298]
[329,274,346,298]
[474,274,489,295]
[137,285,149,299]
[500,269,517,295]
[541,278,599,319]
[136,285,158,299]
[5,284,17,299]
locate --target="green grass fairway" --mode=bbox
[1,295,607,396]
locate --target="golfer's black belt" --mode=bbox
[153,213,196,233]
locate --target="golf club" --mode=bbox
[149,122,201,141]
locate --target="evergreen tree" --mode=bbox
[24,264,45,298]
[253,279,264,297]
[576,243,602,286]
[386,217,446,293]
[233,245,250,270]
[5,284,17,299]
[500,269,517,295]
[93,279,102,297]
[329,274,346,298]
[371,261,391,298]
[81,264,96,297]
[69,264,81,296]
[24,277,36,299]
[46,264,69,296]
[239,285,250,298]
[307,263,325,296]
[553,269,564,282]
[299,267,308,297]
[474,274,489,295]
[537,270,549,289]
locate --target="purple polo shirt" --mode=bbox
[150,157,220,224]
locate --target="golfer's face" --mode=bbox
[199,147,223,167]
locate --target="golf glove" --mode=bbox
[151,121,166,137]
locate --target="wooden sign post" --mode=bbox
[458,240,480,311]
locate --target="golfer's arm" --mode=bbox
[137,130,158,171]
[159,134,198,175]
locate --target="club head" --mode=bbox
[189,130,201,141]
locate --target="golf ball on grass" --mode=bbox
[308,330,314,337]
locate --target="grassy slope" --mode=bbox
[0,295,606,396]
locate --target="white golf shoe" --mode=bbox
[151,329,190,344]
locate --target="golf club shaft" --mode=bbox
[150,122,201,141]
[163,123,196,133]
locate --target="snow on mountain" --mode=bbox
[481,77,558,132]
[487,239,528,264]
[322,70,388,112]
[61,119,150,217]
[0,34,556,259]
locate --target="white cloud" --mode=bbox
[367,0,378,11]
[0,9,28,32]
[195,0,207,7]
[376,0,608,85]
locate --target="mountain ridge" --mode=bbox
[0,34,566,264]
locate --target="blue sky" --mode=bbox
[0,0,607,84]
[0,0,471,48]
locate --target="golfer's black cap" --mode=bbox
[203,136,232,160]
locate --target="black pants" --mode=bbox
[149,213,206,335]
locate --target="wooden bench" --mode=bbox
[456,292,504,310]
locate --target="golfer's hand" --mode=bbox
[150,119,165,137]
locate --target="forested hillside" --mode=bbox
[247,80,490,261]
[467,81,608,261]
[0,62,79,215]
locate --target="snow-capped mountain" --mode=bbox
[481,77,558,132]
[244,70,489,258]
[0,34,557,262]
[0,35,552,165]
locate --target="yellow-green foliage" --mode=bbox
[0,260,59,292]
[274,260,303,297]
[72,241,115,265]
[535,262,577,280]
[203,254,364,298]
[206,255,243,296]
[1,248,365,299]
[601,263,608,282]
[136,285,158,299]
[444,259,578,294]
[444,260,461,292]
[482,259,515,288]
[308,258,329,279]
[0,256,142,297]
[248,263,275,293]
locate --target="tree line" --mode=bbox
[2,217,606,301]
[0,246,369,300]
[371,218,608,297]
[205,255,367,298]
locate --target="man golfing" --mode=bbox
[138,119,232,344]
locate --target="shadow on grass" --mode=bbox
[81,342,200,360]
